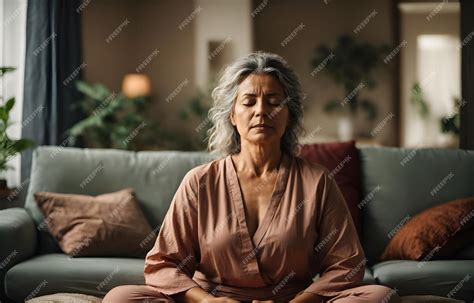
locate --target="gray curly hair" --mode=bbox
[206,51,305,157]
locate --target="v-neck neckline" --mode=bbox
[226,152,290,251]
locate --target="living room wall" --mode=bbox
[253,0,396,145]
[82,0,397,148]
[82,0,197,137]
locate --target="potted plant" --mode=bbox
[410,82,430,119]
[311,35,389,139]
[410,82,460,147]
[440,99,461,136]
[440,97,462,148]
[0,67,35,192]
[68,80,166,151]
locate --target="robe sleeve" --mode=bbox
[144,169,201,296]
[303,171,366,297]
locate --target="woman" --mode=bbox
[104,52,400,303]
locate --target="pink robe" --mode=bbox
[143,152,368,301]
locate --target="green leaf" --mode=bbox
[410,82,430,119]
[68,136,77,147]
[11,138,35,152]
[359,99,378,120]
[5,97,15,113]
[0,67,16,77]
[323,99,342,113]
[0,108,7,122]
[76,81,110,101]
[179,110,189,120]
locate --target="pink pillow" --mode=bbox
[34,188,154,257]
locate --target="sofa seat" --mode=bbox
[5,254,145,302]
[362,267,376,285]
[5,253,377,302]
[372,260,474,301]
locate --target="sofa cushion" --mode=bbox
[5,254,376,302]
[26,293,102,303]
[5,253,145,302]
[0,208,37,300]
[34,188,154,257]
[359,147,474,264]
[372,260,474,301]
[400,296,463,303]
[24,147,217,254]
[381,196,474,261]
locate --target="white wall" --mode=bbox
[400,3,460,147]
[0,0,27,188]
[194,0,253,89]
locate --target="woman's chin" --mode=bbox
[246,136,280,145]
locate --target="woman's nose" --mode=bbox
[254,99,270,117]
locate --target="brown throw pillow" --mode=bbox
[34,188,154,258]
[381,196,474,261]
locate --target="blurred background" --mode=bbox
[0,0,471,188]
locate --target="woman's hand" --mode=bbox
[174,287,241,303]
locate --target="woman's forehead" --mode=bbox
[237,73,284,95]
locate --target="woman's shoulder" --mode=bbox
[292,153,330,179]
[181,156,226,186]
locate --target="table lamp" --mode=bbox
[122,74,151,98]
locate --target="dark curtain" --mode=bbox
[460,0,474,150]
[21,0,84,182]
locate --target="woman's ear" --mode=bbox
[230,111,235,126]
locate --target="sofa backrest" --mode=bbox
[25,146,218,254]
[359,147,474,264]
[26,146,474,260]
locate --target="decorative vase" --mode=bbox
[338,116,354,141]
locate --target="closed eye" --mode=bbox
[240,99,283,106]
[268,99,284,106]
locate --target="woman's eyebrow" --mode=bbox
[241,92,283,97]
[265,93,283,97]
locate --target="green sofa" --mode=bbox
[0,146,473,302]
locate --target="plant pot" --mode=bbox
[0,178,11,200]
[0,179,7,190]
[338,116,354,141]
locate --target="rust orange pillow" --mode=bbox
[381,196,474,261]
[34,188,154,258]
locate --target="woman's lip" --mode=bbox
[252,125,272,128]
[252,125,273,130]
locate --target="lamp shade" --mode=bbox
[122,74,151,98]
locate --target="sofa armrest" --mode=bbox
[0,208,37,297]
